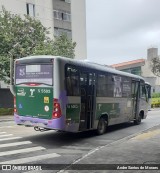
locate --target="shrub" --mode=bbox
[0,108,14,115]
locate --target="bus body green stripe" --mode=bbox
[16,86,53,119]
[96,103,120,119]
[66,104,80,123]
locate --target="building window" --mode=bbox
[26,3,35,17]
[60,0,71,3]
[121,67,142,76]
[54,27,72,39]
[53,10,71,22]
[65,0,71,3]
[62,12,71,22]
[54,10,62,20]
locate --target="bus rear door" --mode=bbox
[79,72,96,131]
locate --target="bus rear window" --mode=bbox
[15,64,53,85]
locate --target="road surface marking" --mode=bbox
[0,141,32,148]
[0,132,6,134]
[0,125,16,128]
[49,149,85,154]
[0,137,22,141]
[0,134,13,138]
[25,171,41,173]
[131,129,160,140]
[0,153,60,164]
[0,146,45,157]
[63,146,93,150]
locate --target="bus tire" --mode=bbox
[134,113,142,125]
[96,118,107,135]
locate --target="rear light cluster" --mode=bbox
[52,98,62,119]
[14,97,17,113]
[26,83,40,86]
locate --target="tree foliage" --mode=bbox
[151,57,160,77]
[33,34,76,58]
[0,7,76,83]
[152,92,160,98]
[53,35,76,58]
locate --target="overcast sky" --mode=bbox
[86,0,160,65]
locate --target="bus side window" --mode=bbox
[146,85,151,99]
[65,66,80,96]
[71,77,79,96]
[66,77,72,95]
[145,86,149,102]
[140,84,147,100]
[113,75,122,97]
[97,74,107,96]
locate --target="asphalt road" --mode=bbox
[0,110,160,173]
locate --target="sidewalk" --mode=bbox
[0,115,13,122]
[150,108,160,111]
[73,124,160,172]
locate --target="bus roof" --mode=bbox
[145,82,151,86]
[16,55,145,81]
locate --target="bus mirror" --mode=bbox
[148,87,151,99]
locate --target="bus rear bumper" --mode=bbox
[14,113,65,130]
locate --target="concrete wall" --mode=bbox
[53,0,71,30]
[0,89,13,108]
[147,47,158,61]
[35,0,54,38]
[142,48,160,92]
[0,81,9,89]
[141,60,155,77]
[143,47,159,77]
[71,0,87,59]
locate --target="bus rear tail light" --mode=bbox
[25,83,41,86]
[14,97,17,113]
[52,98,62,119]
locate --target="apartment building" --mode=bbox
[0,0,87,59]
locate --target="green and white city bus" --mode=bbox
[11,56,151,135]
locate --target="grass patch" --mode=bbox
[0,108,14,115]
[151,98,160,107]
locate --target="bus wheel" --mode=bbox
[134,113,142,125]
[96,118,107,135]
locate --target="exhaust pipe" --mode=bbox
[34,126,50,132]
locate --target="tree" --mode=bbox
[53,34,76,59]
[0,7,76,83]
[151,57,160,77]
[33,34,76,58]
[0,7,49,83]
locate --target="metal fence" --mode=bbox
[0,89,13,108]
